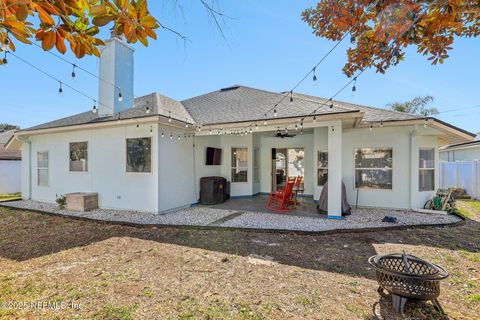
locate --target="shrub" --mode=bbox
[55,194,66,209]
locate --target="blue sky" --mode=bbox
[1,1,479,133]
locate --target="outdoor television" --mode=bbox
[206,147,222,165]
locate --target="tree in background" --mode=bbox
[302,1,479,76]
[387,95,439,116]
[0,123,19,132]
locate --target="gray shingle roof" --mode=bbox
[25,93,194,131]
[289,92,422,123]
[23,85,423,132]
[180,85,358,125]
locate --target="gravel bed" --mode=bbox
[220,208,460,232]
[0,200,235,226]
[1,200,461,232]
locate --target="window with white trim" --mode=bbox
[419,148,435,191]
[354,148,393,189]
[37,151,49,186]
[69,142,88,172]
[231,147,248,182]
[317,151,328,186]
[126,138,152,173]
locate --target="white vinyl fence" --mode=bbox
[439,161,480,200]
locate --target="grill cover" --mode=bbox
[317,181,352,215]
[200,176,227,205]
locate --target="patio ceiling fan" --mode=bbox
[274,128,296,139]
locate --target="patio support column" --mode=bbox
[327,121,342,219]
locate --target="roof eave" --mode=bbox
[358,117,475,143]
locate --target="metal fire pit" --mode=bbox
[368,253,448,315]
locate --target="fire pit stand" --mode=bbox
[368,253,448,315]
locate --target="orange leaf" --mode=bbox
[55,33,66,54]
[42,31,56,50]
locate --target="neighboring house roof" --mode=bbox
[440,139,480,151]
[16,85,475,143]
[0,130,21,160]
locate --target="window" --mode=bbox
[288,148,304,178]
[317,151,328,186]
[354,148,393,189]
[37,151,49,186]
[69,142,88,172]
[126,138,151,173]
[419,148,435,191]
[231,147,248,182]
[253,148,260,183]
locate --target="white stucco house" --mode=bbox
[6,38,475,219]
[0,130,21,194]
[440,137,480,161]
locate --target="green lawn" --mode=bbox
[0,193,22,202]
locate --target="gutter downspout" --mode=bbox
[409,125,417,210]
[15,135,31,200]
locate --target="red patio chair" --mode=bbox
[267,178,295,212]
[290,176,303,206]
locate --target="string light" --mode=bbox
[178,135,181,140]
[2,51,7,64]
[352,77,357,93]
[58,81,63,94]
[168,111,172,122]
[290,91,294,102]
[313,115,317,123]
[285,127,288,134]
[209,128,212,135]
[424,118,428,128]
[71,64,76,78]
[295,123,298,131]
[146,105,150,114]
[312,67,317,81]
[273,108,278,117]
[170,133,173,139]
[92,100,97,114]
[370,124,373,132]
[185,119,189,128]
[198,125,202,132]
[118,92,123,102]
[255,123,258,130]
[264,119,268,125]
[300,128,303,135]
[329,99,334,109]
[380,120,384,128]
[161,132,165,138]
[150,126,153,135]
[136,124,139,130]
[331,125,335,132]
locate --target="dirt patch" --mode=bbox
[0,201,479,319]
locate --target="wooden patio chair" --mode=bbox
[267,178,295,212]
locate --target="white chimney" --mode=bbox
[98,37,134,116]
